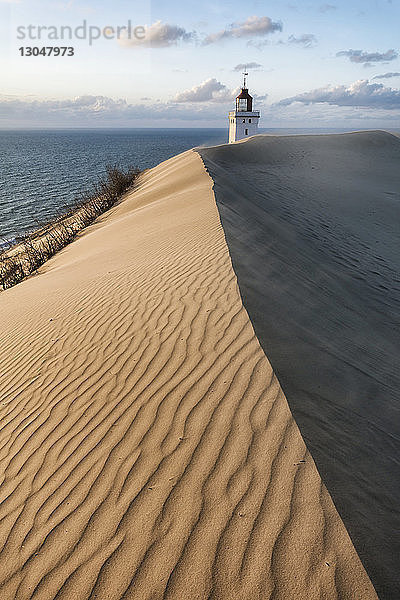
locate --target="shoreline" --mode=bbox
[0,165,141,290]
[1,128,398,253]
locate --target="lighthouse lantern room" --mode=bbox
[228,70,260,143]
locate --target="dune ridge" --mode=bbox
[0,150,377,599]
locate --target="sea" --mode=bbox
[0,128,228,244]
[1,127,398,244]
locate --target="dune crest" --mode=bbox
[0,150,377,599]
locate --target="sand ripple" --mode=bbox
[0,151,377,599]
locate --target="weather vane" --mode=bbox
[243,67,248,89]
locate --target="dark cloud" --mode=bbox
[337,49,398,66]
[288,34,317,48]
[233,62,262,71]
[372,72,400,80]
[203,16,282,45]
[277,79,400,110]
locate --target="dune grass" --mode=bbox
[0,165,141,291]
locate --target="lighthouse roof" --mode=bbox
[236,88,253,100]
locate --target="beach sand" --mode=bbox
[0,147,379,599]
[199,131,400,600]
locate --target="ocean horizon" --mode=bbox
[1,127,399,243]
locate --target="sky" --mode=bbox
[0,0,399,128]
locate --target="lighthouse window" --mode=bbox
[243,119,245,123]
[249,118,252,123]
[245,128,249,135]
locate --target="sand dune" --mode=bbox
[0,149,377,599]
[199,131,400,600]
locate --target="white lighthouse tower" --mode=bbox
[228,70,260,143]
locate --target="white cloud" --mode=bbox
[233,62,262,71]
[0,93,231,126]
[246,39,271,50]
[288,34,317,48]
[0,82,271,128]
[319,4,337,12]
[203,16,282,45]
[174,79,237,103]
[263,101,400,127]
[1,90,397,129]
[119,20,194,48]
[173,78,268,105]
[277,79,400,110]
[0,95,142,120]
[337,49,398,66]
[372,72,400,80]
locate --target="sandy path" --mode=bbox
[0,150,376,599]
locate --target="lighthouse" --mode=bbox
[228,71,260,143]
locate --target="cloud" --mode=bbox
[337,49,398,66]
[203,16,282,45]
[0,79,268,127]
[174,78,237,103]
[173,78,268,105]
[233,62,262,71]
[277,79,400,110]
[288,34,317,48]
[319,4,336,12]
[263,99,400,127]
[0,93,250,127]
[2,90,396,129]
[53,0,76,9]
[119,20,194,48]
[247,40,270,50]
[0,96,131,119]
[373,72,400,80]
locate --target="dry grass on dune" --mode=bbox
[0,165,140,291]
[0,150,377,599]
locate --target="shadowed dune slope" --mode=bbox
[0,150,377,599]
[198,131,400,600]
